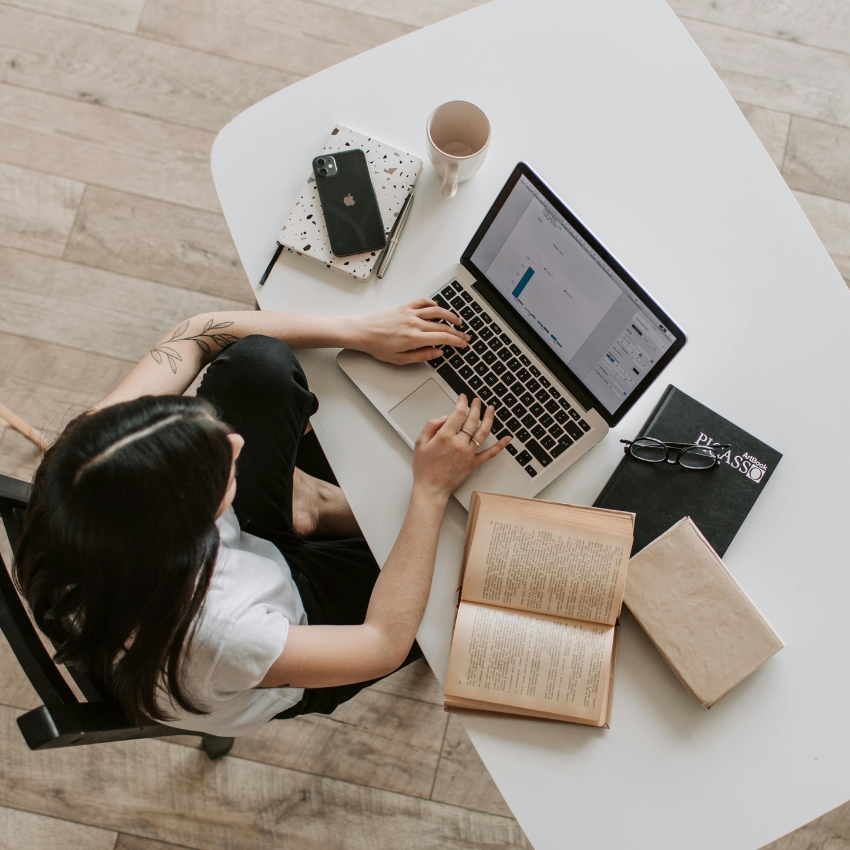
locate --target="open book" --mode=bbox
[444,492,635,727]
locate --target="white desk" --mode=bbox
[211,0,850,846]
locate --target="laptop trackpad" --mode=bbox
[389,379,457,445]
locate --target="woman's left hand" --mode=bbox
[348,298,470,365]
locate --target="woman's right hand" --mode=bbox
[348,298,469,365]
[411,395,511,503]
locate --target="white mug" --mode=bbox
[426,101,491,199]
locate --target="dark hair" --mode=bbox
[13,395,234,725]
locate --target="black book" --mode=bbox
[593,385,782,557]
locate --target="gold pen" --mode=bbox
[376,193,414,279]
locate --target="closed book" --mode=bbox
[625,517,783,707]
[593,385,782,557]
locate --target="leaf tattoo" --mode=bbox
[150,319,238,373]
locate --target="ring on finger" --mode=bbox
[459,426,481,448]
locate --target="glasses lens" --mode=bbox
[630,439,667,462]
[680,446,716,469]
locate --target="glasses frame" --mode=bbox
[620,438,732,470]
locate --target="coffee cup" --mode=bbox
[426,101,491,199]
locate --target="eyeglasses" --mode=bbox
[620,438,732,470]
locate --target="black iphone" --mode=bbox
[312,149,386,256]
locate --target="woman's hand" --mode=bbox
[412,395,511,503]
[261,395,510,691]
[348,298,470,365]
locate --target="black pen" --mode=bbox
[376,193,414,279]
[258,242,283,287]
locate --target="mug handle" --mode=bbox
[441,162,460,199]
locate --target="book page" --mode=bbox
[444,602,615,725]
[461,500,631,625]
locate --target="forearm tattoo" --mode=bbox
[150,319,239,373]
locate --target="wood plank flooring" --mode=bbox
[138,0,414,77]
[64,187,250,298]
[0,807,117,850]
[0,5,297,132]
[0,1,847,849]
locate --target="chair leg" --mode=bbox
[200,733,234,760]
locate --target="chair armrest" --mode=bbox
[0,475,30,508]
[17,702,174,750]
[0,474,29,553]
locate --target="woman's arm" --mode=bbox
[95,298,468,410]
[259,395,510,689]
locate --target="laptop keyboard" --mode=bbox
[429,280,591,478]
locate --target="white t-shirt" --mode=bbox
[158,506,307,737]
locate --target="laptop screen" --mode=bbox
[464,167,682,418]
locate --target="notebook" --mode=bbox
[593,385,782,556]
[625,517,783,707]
[278,126,423,280]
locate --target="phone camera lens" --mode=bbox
[316,158,326,167]
[318,167,328,177]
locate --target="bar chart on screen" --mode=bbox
[512,266,535,299]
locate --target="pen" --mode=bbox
[258,242,283,286]
[376,193,414,279]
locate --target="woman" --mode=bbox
[14,299,509,737]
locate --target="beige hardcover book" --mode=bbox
[443,492,635,727]
[625,517,784,707]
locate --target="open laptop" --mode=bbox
[338,162,686,508]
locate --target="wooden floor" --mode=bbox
[0,1,848,848]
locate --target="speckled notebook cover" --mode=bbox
[278,126,423,280]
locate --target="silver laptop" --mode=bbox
[339,163,686,508]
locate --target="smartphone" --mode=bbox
[313,150,386,256]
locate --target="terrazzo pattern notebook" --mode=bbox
[278,126,423,280]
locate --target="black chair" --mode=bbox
[0,473,234,760]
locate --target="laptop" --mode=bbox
[338,162,687,508]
